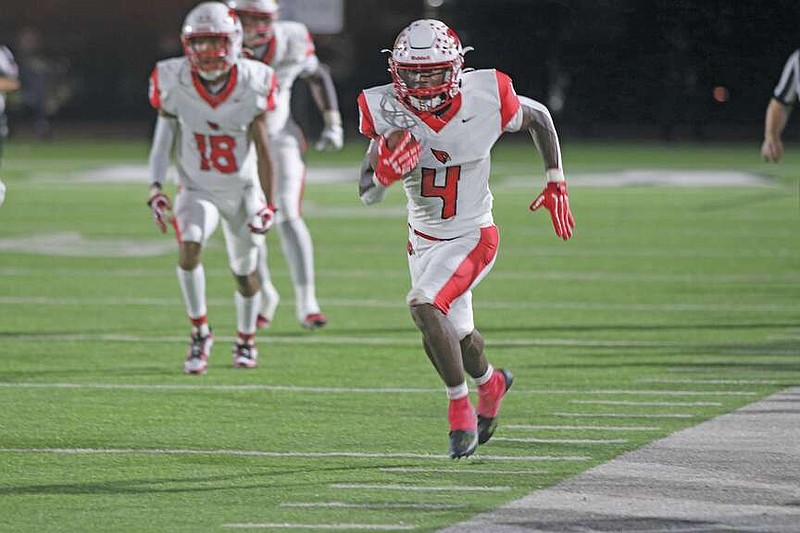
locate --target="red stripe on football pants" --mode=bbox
[433,225,499,314]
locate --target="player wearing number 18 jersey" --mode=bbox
[357,19,575,458]
[146,2,278,375]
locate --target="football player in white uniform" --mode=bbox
[0,44,19,206]
[146,2,278,375]
[229,0,344,330]
[357,20,575,458]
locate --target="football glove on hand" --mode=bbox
[147,184,172,233]
[374,131,421,187]
[530,181,576,241]
[248,204,276,234]
[315,111,344,151]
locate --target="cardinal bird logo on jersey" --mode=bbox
[431,148,451,164]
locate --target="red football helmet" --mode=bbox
[228,0,279,48]
[181,2,243,81]
[388,19,470,113]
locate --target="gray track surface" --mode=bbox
[442,387,800,532]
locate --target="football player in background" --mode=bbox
[0,43,20,206]
[357,20,575,458]
[147,2,278,375]
[762,48,800,163]
[229,0,344,330]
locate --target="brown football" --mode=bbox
[385,129,411,150]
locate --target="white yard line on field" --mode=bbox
[639,378,781,385]
[0,382,759,397]
[2,266,798,284]
[330,483,510,492]
[492,437,628,445]
[0,331,788,353]
[552,412,696,419]
[280,502,467,510]
[1,295,797,314]
[223,523,415,531]
[505,425,661,431]
[378,468,548,475]
[0,448,592,462]
[570,400,722,407]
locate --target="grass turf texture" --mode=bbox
[0,137,798,532]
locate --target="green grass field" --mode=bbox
[0,137,798,532]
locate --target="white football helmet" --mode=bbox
[228,0,279,48]
[181,2,243,81]
[388,19,470,113]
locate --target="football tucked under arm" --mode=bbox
[369,129,421,186]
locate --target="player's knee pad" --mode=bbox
[451,317,475,341]
[406,289,435,308]
[229,246,259,276]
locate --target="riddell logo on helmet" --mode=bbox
[411,55,431,60]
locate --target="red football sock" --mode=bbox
[448,396,477,431]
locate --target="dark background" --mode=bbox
[2,0,799,141]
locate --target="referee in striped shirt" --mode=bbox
[762,50,800,162]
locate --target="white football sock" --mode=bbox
[446,382,469,400]
[235,291,261,335]
[256,244,280,320]
[177,265,207,320]
[277,218,320,317]
[473,364,494,386]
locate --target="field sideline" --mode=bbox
[0,138,798,532]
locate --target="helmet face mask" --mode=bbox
[238,12,275,48]
[388,19,466,114]
[228,0,279,48]
[181,2,243,81]
[185,35,232,80]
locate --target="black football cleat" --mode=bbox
[477,368,514,445]
[449,429,478,459]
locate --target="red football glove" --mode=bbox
[147,184,172,233]
[248,204,276,234]
[374,131,421,186]
[530,181,575,240]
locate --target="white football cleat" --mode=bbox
[184,330,213,375]
[232,341,258,369]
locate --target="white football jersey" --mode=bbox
[358,69,523,239]
[0,45,18,114]
[148,57,277,194]
[249,20,319,135]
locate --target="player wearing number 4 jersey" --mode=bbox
[146,2,278,375]
[358,19,575,458]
